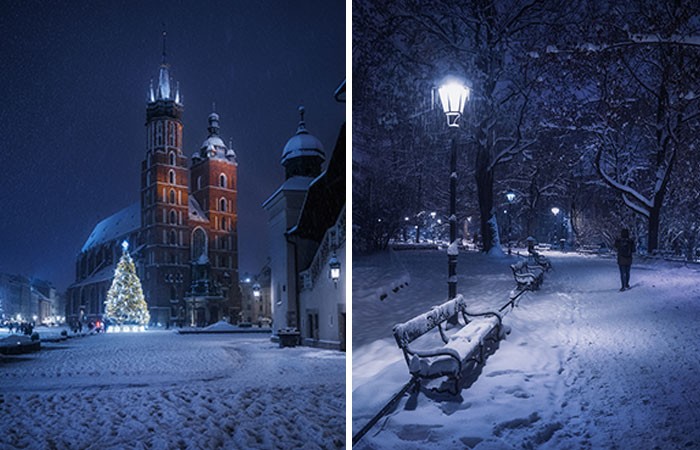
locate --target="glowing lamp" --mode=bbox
[329,254,341,285]
[252,283,261,298]
[551,207,560,216]
[506,192,516,203]
[438,80,470,127]
[121,240,129,252]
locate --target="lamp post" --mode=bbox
[438,78,470,302]
[506,192,516,254]
[551,207,560,247]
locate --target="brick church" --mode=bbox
[66,42,240,328]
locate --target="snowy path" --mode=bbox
[1,332,345,449]
[353,250,700,449]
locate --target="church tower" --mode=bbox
[188,110,240,324]
[140,32,189,326]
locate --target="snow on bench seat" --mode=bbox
[511,261,544,290]
[393,295,503,393]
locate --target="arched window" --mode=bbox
[169,189,176,204]
[191,228,207,260]
[220,217,227,230]
[169,170,175,184]
[219,173,226,188]
[170,230,177,245]
[169,152,176,165]
[170,286,178,300]
[170,210,177,224]
[220,198,227,212]
[197,176,202,191]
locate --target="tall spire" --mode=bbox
[157,28,171,100]
[161,27,167,64]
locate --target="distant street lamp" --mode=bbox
[506,192,516,253]
[438,77,470,302]
[551,207,561,247]
[252,282,261,298]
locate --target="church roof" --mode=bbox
[81,203,141,253]
[188,197,209,223]
[262,176,315,208]
[281,106,325,166]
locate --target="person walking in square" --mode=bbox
[614,228,635,291]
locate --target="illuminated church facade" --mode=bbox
[66,43,240,327]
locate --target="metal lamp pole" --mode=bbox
[438,79,470,302]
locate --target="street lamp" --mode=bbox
[551,207,561,248]
[506,192,516,253]
[438,77,469,303]
[438,80,470,127]
[329,254,341,287]
[252,283,261,298]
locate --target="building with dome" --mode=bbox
[263,84,346,349]
[66,43,240,328]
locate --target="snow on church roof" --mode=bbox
[188,197,209,222]
[81,203,141,253]
[281,106,325,166]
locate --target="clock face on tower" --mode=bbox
[208,149,216,158]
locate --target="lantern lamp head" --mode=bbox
[506,192,516,203]
[329,254,341,284]
[551,207,560,216]
[252,283,261,298]
[438,79,470,127]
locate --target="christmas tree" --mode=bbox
[104,241,150,327]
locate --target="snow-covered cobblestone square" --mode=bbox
[0,333,345,449]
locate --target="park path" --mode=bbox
[353,250,700,449]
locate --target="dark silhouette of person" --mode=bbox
[614,228,635,291]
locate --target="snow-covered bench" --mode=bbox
[392,294,503,393]
[527,251,552,272]
[511,261,544,290]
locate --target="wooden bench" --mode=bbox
[392,294,503,394]
[510,260,544,290]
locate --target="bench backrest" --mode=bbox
[393,294,465,348]
[511,261,527,273]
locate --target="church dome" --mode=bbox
[281,106,325,166]
[195,108,235,161]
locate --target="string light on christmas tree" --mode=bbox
[104,240,150,332]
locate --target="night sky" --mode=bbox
[0,0,346,291]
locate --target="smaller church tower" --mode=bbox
[187,110,240,325]
[264,106,325,335]
[140,32,189,326]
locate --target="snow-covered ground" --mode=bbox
[0,332,345,449]
[353,249,700,449]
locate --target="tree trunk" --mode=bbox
[648,200,661,254]
[475,145,496,252]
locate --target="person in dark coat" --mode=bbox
[614,228,635,291]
